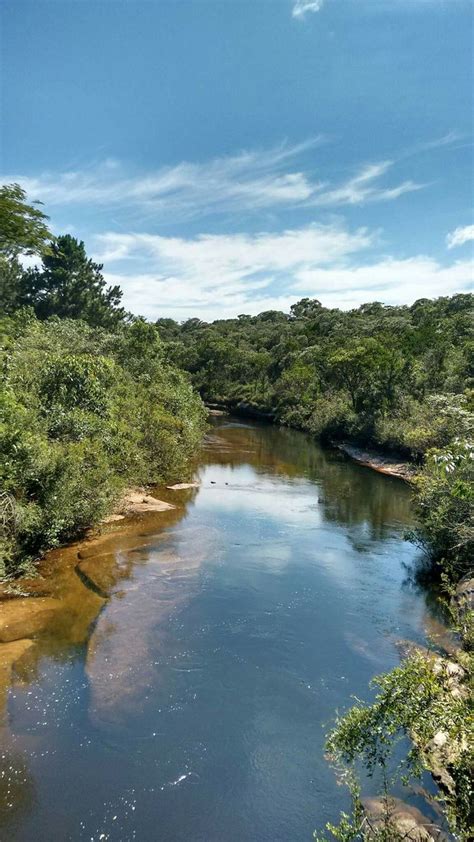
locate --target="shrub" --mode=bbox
[0,314,206,577]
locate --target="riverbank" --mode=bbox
[335,442,415,482]
[0,417,448,842]
[0,479,200,721]
[207,402,415,481]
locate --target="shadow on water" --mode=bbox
[0,417,445,841]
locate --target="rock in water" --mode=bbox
[0,598,62,642]
[363,797,446,841]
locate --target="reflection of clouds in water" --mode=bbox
[256,543,293,573]
[312,546,359,589]
[198,469,324,532]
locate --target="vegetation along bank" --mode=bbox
[0,184,472,840]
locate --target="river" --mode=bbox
[0,417,441,841]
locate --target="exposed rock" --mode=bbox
[0,639,35,680]
[454,572,474,636]
[423,614,461,657]
[207,409,226,416]
[394,639,436,661]
[0,598,62,642]
[85,525,217,728]
[429,759,457,798]
[118,490,176,515]
[337,442,414,481]
[76,553,134,598]
[456,575,474,601]
[363,797,446,841]
[100,513,125,524]
[166,482,200,491]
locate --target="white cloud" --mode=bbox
[292,0,324,18]
[1,140,325,219]
[92,224,473,321]
[1,141,426,223]
[294,256,473,308]
[446,224,474,249]
[313,161,424,206]
[96,222,374,318]
[95,223,374,275]
[291,0,456,18]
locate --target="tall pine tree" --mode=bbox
[22,235,126,328]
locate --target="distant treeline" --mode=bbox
[158,294,472,458]
[160,294,473,581]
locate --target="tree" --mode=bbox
[410,439,474,579]
[21,235,126,329]
[0,183,52,258]
[328,339,405,416]
[116,318,164,381]
[0,257,26,315]
[290,297,323,320]
[0,184,53,314]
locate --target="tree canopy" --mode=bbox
[0,183,52,258]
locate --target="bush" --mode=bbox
[0,314,206,577]
[410,440,474,580]
[316,650,473,841]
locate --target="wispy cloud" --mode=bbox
[92,223,473,321]
[2,140,428,223]
[446,224,474,249]
[96,222,374,286]
[291,0,470,20]
[292,0,324,19]
[1,140,324,218]
[313,161,424,206]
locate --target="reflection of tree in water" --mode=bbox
[203,419,414,542]
[318,470,414,545]
[0,748,36,830]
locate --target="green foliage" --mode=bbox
[164,293,473,458]
[0,184,52,258]
[318,651,473,841]
[327,339,405,417]
[0,314,206,577]
[0,257,27,315]
[410,439,474,580]
[19,235,126,328]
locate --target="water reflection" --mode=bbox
[202,421,415,540]
[0,417,439,842]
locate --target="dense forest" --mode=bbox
[0,185,206,578]
[159,294,472,456]
[161,292,473,581]
[1,184,473,840]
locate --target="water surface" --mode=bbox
[1,418,436,841]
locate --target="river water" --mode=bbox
[1,418,440,841]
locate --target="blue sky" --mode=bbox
[2,0,473,320]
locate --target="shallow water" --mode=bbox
[1,418,439,841]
